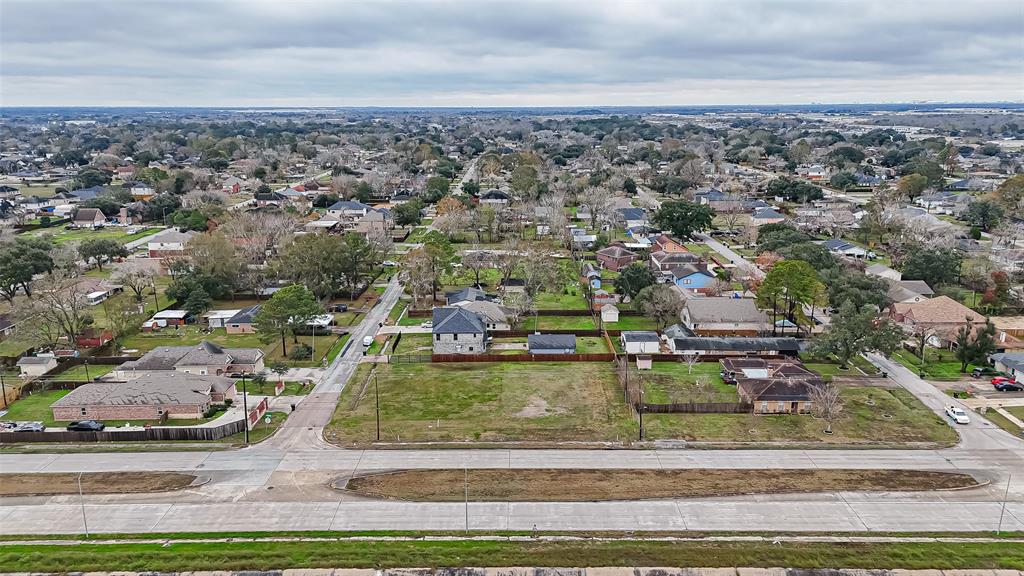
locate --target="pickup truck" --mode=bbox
[945,405,971,425]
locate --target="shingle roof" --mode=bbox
[177,341,232,366]
[227,305,261,325]
[528,333,576,351]
[673,337,800,352]
[991,352,1024,372]
[596,245,637,258]
[432,307,486,334]
[16,356,55,366]
[446,287,491,305]
[894,295,980,325]
[73,208,104,222]
[328,200,371,211]
[684,298,768,324]
[51,373,231,408]
[621,331,660,343]
[737,379,813,402]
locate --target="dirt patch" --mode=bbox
[514,395,565,418]
[341,468,978,502]
[0,472,199,496]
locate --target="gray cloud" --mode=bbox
[1,0,1021,106]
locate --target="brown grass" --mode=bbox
[341,468,977,502]
[0,472,198,496]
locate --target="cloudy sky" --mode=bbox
[2,0,1022,107]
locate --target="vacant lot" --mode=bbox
[0,472,197,496]
[28,225,156,245]
[119,326,338,367]
[642,388,958,445]
[343,468,977,501]
[326,362,634,444]
[635,362,733,404]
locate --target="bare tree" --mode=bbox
[496,237,522,284]
[635,284,683,329]
[15,271,93,349]
[717,200,746,233]
[462,247,493,287]
[113,262,156,302]
[809,382,844,434]
[681,352,700,375]
[401,248,436,307]
[502,291,533,330]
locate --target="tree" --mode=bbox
[756,260,827,335]
[623,177,637,195]
[113,263,156,302]
[902,248,961,288]
[339,232,377,299]
[77,238,128,271]
[766,177,823,202]
[813,301,904,368]
[954,320,997,374]
[894,173,929,199]
[401,248,436,307]
[14,270,94,348]
[461,180,480,195]
[809,382,844,434]
[681,352,700,375]
[182,285,211,316]
[613,263,656,300]
[462,248,492,287]
[510,165,539,197]
[187,231,241,293]
[993,174,1024,212]
[635,284,682,329]
[436,196,465,216]
[254,284,323,357]
[829,172,858,191]
[274,234,347,300]
[393,199,423,227]
[651,200,714,240]
[424,176,450,203]
[964,200,1005,232]
[0,236,53,302]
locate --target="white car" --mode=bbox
[362,336,374,347]
[420,321,433,328]
[945,405,970,425]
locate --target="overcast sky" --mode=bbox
[2,0,1022,107]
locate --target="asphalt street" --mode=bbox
[1,286,1022,534]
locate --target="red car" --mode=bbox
[991,376,1018,386]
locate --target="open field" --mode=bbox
[0,472,197,496]
[641,387,958,445]
[1,539,1021,572]
[326,362,634,444]
[343,468,977,501]
[28,225,156,245]
[634,362,733,404]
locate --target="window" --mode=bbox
[453,333,458,341]
[777,401,785,412]
[435,334,440,341]
[469,347,474,351]
[200,370,207,375]
[80,408,87,416]
[760,401,768,412]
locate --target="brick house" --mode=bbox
[147,228,195,258]
[595,245,638,271]
[652,235,689,253]
[889,295,984,345]
[682,297,770,336]
[115,341,264,379]
[432,307,487,354]
[51,373,236,421]
[225,305,260,334]
[722,358,821,414]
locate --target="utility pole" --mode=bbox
[77,472,90,539]
[0,369,7,409]
[997,473,1012,535]
[83,360,90,383]
[374,370,381,441]
[241,373,250,444]
[464,467,469,534]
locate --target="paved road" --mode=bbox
[2,293,1023,534]
[694,232,765,279]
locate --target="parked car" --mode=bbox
[0,421,16,431]
[328,304,348,312]
[972,366,998,378]
[66,420,105,432]
[420,321,433,328]
[382,260,399,267]
[945,405,971,425]
[994,382,1024,392]
[991,376,1018,386]
[13,422,45,432]
[362,335,374,347]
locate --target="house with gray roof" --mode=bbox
[528,334,576,354]
[669,336,800,356]
[51,372,236,421]
[432,307,487,354]
[115,341,264,378]
[225,305,261,334]
[682,297,770,336]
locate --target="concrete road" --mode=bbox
[694,232,765,279]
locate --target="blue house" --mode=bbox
[667,263,716,289]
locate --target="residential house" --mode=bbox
[68,185,104,202]
[601,304,620,324]
[203,309,242,329]
[72,208,106,228]
[865,263,902,281]
[722,358,821,414]
[650,250,701,271]
[254,191,286,207]
[115,341,264,379]
[581,263,602,289]
[652,235,689,253]
[616,207,648,229]
[479,189,510,206]
[669,336,800,356]
[453,300,511,331]
[354,208,394,235]
[51,373,237,421]
[620,331,661,354]
[916,190,972,216]
[147,228,195,258]
[128,181,156,201]
[16,356,59,377]
[591,289,619,310]
[143,309,190,330]
[432,307,488,354]
[821,239,870,259]
[225,305,261,334]
[750,207,785,226]
[327,200,371,219]
[665,263,716,290]
[446,287,491,306]
[886,280,935,304]
[114,165,136,180]
[221,176,245,194]
[528,334,576,354]
[796,164,828,181]
[595,245,638,271]
[989,352,1024,381]
[890,295,984,343]
[682,297,770,336]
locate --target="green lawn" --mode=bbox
[119,326,338,368]
[28,226,156,245]
[635,362,732,404]
[642,388,957,446]
[218,411,286,443]
[390,333,433,355]
[534,291,589,310]
[521,315,597,331]
[575,336,611,354]
[605,315,660,330]
[891,348,977,381]
[984,409,1023,436]
[326,362,635,445]
[50,364,116,382]
[2,539,1022,572]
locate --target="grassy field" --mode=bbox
[28,225,156,245]
[534,291,589,310]
[344,468,976,501]
[219,411,285,443]
[390,333,433,355]
[1,539,1021,572]
[891,348,978,381]
[48,364,116,382]
[0,472,196,496]
[641,387,958,445]
[984,409,1023,436]
[326,362,635,445]
[634,362,732,404]
[118,326,338,367]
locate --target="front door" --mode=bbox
[790,401,799,412]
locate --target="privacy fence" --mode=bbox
[0,419,247,444]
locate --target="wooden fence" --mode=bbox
[430,353,616,363]
[0,419,247,444]
[639,401,752,414]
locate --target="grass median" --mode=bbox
[1,540,1021,572]
[0,472,197,496]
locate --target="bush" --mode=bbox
[203,404,228,418]
[969,226,982,240]
[224,398,233,406]
[288,343,313,360]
